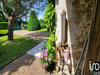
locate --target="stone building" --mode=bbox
[55,0,94,74]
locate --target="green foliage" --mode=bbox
[39,19,45,24]
[40,24,46,28]
[0,11,7,22]
[35,28,48,33]
[23,24,27,29]
[46,33,56,61]
[14,25,21,30]
[47,0,55,5]
[44,4,55,33]
[0,30,8,35]
[39,19,46,28]
[39,0,56,67]
[27,10,41,31]
[44,2,55,61]
[39,49,52,68]
[0,22,8,30]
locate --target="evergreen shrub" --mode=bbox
[27,10,41,31]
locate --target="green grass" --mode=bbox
[0,30,8,35]
[0,35,39,67]
[35,28,49,33]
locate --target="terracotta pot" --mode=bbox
[45,62,55,71]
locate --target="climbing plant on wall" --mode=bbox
[39,0,56,68]
[44,0,56,62]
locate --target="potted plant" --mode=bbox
[39,49,52,69]
[39,36,56,71]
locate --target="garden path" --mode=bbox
[27,39,46,57]
[13,30,50,42]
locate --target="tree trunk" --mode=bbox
[8,17,15,41]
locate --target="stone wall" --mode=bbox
[55,0,94,74]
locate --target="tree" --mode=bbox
[0,0,47,41]
[0,5,24,25]
[39,19,46,28]
[27,10,40,31]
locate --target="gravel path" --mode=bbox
[0,54,58,75]
[14,30,50,42]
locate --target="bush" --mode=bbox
[40,23,46,28]
[23,24,27,29]
[39,19,46,28]
[27,10,41,31]
[0,22,8,30]
[14,25,21,30]
[0,30,8,35]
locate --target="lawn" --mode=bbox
[35,28,49,33]
[0,35,39,67]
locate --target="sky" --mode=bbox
[22,8,45,21]
[35,8,45,20]
[22,0,47,21]
[38,11,45,20]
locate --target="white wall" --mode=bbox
[55,0,63,45]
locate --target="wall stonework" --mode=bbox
[55,0,94,74]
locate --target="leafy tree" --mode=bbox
[27,10,40,31]
[39,19,46,28]
[0,0,47,40]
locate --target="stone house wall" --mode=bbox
[55,0,94,74]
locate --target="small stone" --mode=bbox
[86,14,91,20]
[88,2,94,8]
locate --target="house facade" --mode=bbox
[55,0,94,74]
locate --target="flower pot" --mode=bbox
[45,62,55,72]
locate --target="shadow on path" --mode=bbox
[0,54,36,75]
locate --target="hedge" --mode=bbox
[0,22,8,30]
[27,10,41,31]
[14,25,21,30]
[0,30,8,35]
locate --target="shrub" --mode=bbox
[0,22,8,30]
[23,24,27,29]
[0,30,8,35]
[39,19,46,28]
[14,25,21,30]
[40,23,46,28]
[27,10,41,31]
